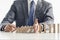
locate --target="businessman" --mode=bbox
[0,0,54,32]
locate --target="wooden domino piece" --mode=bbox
[57,24,59,33]
[39,24,42,33]
[53,24,55,33]
[44,24,46,33]
[48,24,51,33]
[16,26,34,33]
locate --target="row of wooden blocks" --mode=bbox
[16,26,34,33]
[48,24,60,33]
[16,24,60,33]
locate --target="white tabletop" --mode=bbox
[0,31,59,40]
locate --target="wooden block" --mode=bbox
[16,26,34,33]
[48,24,51,33]
[53,24,55,33]
[57,24,59,33]
[44,24,46,33]
[39,24,42,33]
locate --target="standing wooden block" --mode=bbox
[39,24,42,33]
[57,24,59,33]
[53,24,55,33]
[33,18,40,33]
[49,24,51,33]
[44,24,46,33]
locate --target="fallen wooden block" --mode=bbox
[16,25,42,33]
[16,26,34,33]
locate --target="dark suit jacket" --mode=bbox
[1,0,54,27]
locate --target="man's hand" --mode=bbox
[4,24,16,32]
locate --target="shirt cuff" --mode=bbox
[0,23,10,31]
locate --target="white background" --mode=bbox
[0,0,60,23]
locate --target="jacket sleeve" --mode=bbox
[41,4,54,24]
[0,2,16,30]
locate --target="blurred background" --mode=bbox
[0,0,60,24]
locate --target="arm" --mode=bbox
[40,4,54,30]
[41,4,54,24]
[0,2,16,31]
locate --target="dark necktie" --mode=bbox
[28,0,35,26]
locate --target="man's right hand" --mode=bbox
[4,24,16,32]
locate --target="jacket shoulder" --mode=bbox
[43,1,52,7]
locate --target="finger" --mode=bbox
[4,28,11,32]
[4,24,16,32]
[9,24,16,28]
[4,25,8,30]
[4,24,11,32]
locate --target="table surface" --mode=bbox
[0,31,59,40]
